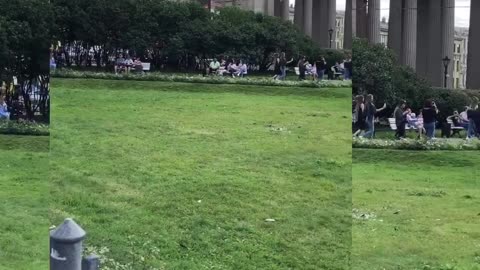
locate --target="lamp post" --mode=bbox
[328,28,334,49]
[442,56,451,88]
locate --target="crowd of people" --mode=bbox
[295,56,352,81]
[114,54,145,74]
[206,58,248,77]
[353,95,480,140]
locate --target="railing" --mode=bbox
[50,218,100,270]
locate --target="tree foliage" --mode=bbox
[352,38,480,120]
[0,0,52,122]
[50,0,347,71]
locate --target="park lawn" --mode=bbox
[353,149,480,270]
[0,135,49,270]
[50,79,352,269]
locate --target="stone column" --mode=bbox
[344,0,354,49]
[441,0,455,88]
[281,0,290,20]
[253,0,267,13]
[267,0,275,16]
[427,0,442,86]
[356,0,367,38]
[367,0,380,43]
[312,0,322,44]
[304,0,313,36]
[416,0,429,76]
[327,0,336,49]
[320,0,330,47]
[467,0,480,89]
[388,0,403,60]
[402,0,417,69]
[294,0,304,32]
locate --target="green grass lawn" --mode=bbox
[0,135,49,270]
[51,79,352,269]
[353,149,480,270]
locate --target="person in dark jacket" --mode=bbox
[298,56,306,80]
[363,94,387,138]
[422,99,439,139]
[393,100,408,139]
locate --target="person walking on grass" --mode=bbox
[279,52,293,80]
[353,95,366,137]
[393,100,408,139]
[363,94,387,138]
[422,99,439,139]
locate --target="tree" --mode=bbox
[0,0,52,122]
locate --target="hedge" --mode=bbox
[51,70,352,88]
[352,137,480,151]
[0,120,50,136]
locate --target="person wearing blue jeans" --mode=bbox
[315,56,327,81]
[363,94,387,138]
[422,99,439,139]
[278,52,293,80]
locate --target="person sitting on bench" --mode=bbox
[124,55,134,73]
[133,58,144,73]
[114,54,126,74]
[209,58,220,75]
[235,61,247,77]
[0,95,10,120]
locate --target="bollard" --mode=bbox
[82,255,101,270]
[50,218,86,270]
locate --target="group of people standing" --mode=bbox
[272,53,352,81]
[353,94,387,139]
[354,95,480,140]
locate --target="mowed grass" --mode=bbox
[0,135,49,270]
[353,149,480,270]
[50,79,352,269]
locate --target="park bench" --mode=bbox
[447,118,466,137]
[141,62,151,71]
[331,66,343,80]
[388,118,419,131]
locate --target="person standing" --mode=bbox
[422,99,439,139]
[298,56,306,80]
[344,58,352,80]
[393,100,408,139]
[279,52,293,80]
[315,56,327,81]
[467,97,479,139]
[363,94,387,138]
[353,95,366,136]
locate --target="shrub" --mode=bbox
[352,137,480,151]
[51,69,352,88]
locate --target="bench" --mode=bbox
[331,66,343,79]
[447,118,466,137]
[388,118,421,131]
[141,62,151,71]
